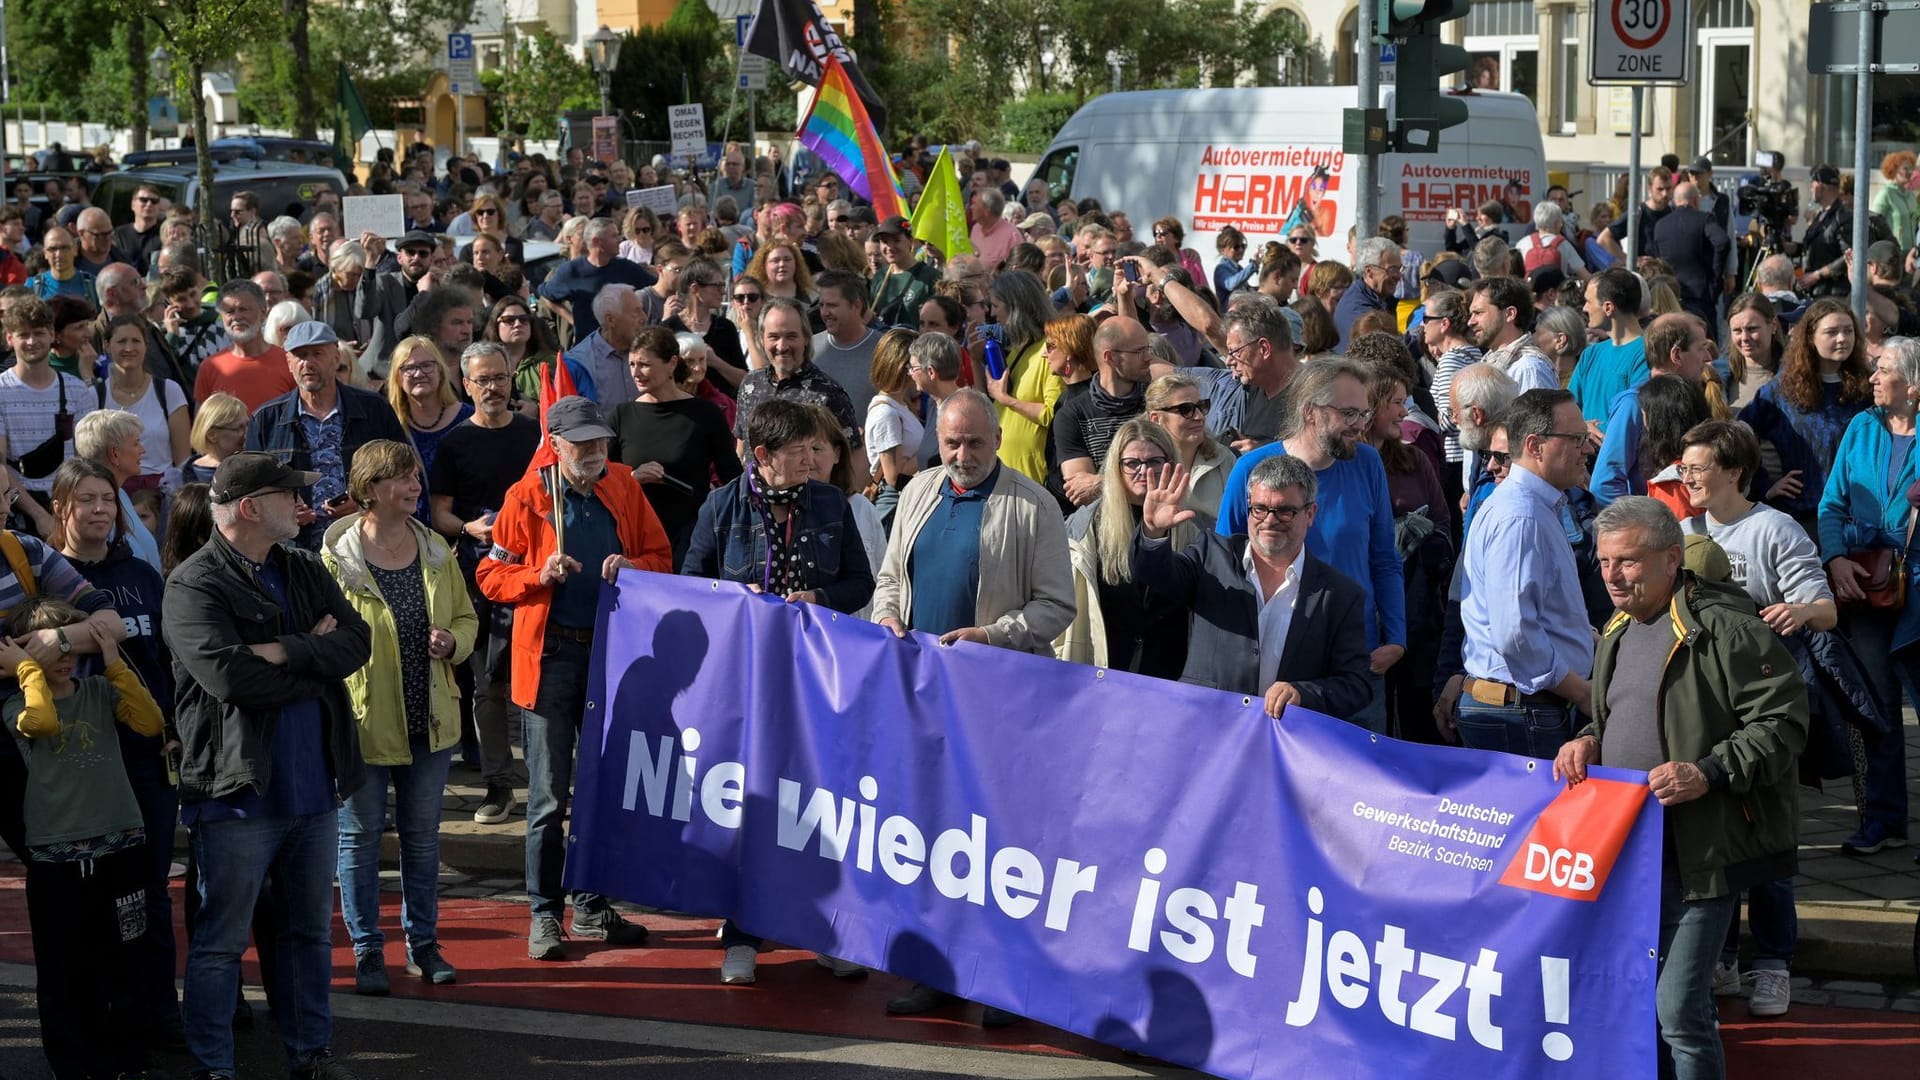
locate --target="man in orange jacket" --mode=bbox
[477,395,672,961]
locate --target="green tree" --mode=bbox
[490,28,597,141]
[235,0,475,134]
[607,2,726,143]
[9,0,139,124]
[129,0,283,218]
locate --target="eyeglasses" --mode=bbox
[1287,236,1314,246]
[1319,404,1372,425]
[632,225,654,235]
[475,207,500,216]
[1487,450,1511,468]
[1535,431,1589,444]
[694,279,723,289]
[833,216,851,225]
[1674,464,1718,479]
[398,362,441,376]
[134,196,159,205]
[496,313,531,325]
[1224,338,1266,364]
[466,374,511,388]
[1118,456,1171,475]
[1248,501,1311,523]
[733,292,762,303]
[1156,400,1210,419]
[1090,247,1116,257]
[1153,229,1174,239]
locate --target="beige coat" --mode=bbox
[871,464,1075,654]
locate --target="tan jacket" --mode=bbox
[872,463,1075,654]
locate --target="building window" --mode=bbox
[1465,0,1538,97]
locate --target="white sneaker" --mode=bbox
[1712,961,1743,997]
[720,944,758,984]
[1746,969,1791,1017]
[815,953,867,978]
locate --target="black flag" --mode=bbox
[743,0,888,133]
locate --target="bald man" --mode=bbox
[1652,182,1731,338]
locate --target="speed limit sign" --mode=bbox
[1589,0,1691,84]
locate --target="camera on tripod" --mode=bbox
[1738,178,1798,234]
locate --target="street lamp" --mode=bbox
[589,25,622,118]
[1105,49,1123,94]
[149,45,174,149]
[1040,48,1055,93]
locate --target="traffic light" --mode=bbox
[1384,0,1472,154]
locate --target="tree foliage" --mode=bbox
[606,0,728,142]
[488,28,598,140]
[896,0,1311,142]
[9,0,141,127]
[236,0,475,132]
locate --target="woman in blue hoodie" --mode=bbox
[1817,335,1920,857]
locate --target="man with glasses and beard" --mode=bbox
[1133,451,1371,719]
[430,342,543,828]
[1453,388,1595,758]
[1215,360,1406,732]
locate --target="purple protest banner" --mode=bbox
[568,572,1662,1078]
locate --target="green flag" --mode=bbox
[337,63,373,140]
[908,145,973,260]
[336,63,373,166]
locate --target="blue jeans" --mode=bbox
[1720,876,1796,971]
[523,637,609,919]
[1454,696,1577,759]
[338,738,454,954]
[1656,877,1737,1080]
[184,809,339,1074]
[1840,608,1913,836]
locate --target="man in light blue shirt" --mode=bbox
[1456,387,1595,758]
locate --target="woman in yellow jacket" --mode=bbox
[984,271,1064,484]
[323,439,478,993]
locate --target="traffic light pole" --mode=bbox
[1626,87,1642,268]
[1850,3,1872,322]
[1356,1,1381,242]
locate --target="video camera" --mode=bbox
[1737,178,1798,234]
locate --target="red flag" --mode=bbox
[527,352,579,473]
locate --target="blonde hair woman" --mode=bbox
[181,391,250,486]
[1144,373,1237,518]
[1055,418,1198,673]
[384,336,474,521]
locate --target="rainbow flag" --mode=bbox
[798,56,906,221]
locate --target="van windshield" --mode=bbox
[1033,147,1078,206]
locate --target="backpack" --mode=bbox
[1523,233,1564,276]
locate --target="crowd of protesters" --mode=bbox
[0,132,1914,1080]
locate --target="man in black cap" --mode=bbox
[869,216,939,329]
[245,322,408,549]
[165,452,374,1080]
[1799,164,1854,297]
[476,395,672,962]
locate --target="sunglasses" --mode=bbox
[733,292,763,303]
[496,313,531,325]
[1288,236,1313,246]
[1487,450,1512,468]
[1157,400,1210,419]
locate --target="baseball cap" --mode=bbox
[1683,534,1732,583]
[848,206,878,226]
[1688,156,1714,174]
[283,321,339,353]
[1425,259,1476,288]
[1019,213,1054,231]
[397,229,436,251]
[210,452,322,505]
[1810,164,1842,186]
[547,395,615,442]
[873,215,911,239]
[1529,265,1568,296]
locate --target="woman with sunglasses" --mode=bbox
[485,294,583,417]
[729,272,768,371]
[1286,226,1319,275]
[448,192,507,237]
[1150,217,1209,293]
[1054,418,1196,676]
[618,207,659,266]
[1145,373,1236,519]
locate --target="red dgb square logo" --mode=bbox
[1498,778,1647,901]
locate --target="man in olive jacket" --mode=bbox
[163,452,373,1080]
[1555,497,1807,1080]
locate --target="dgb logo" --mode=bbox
[1497,778,1646,902]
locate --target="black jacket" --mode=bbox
[1651,206,1730,325]
[1131,529,1373,719]
[162,530,371,804]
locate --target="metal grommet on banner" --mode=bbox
[586,701,596,710]
[1241,696,1252,706]
[1526,760,1536,770]
[710,581,719,590]
[1369,734,1379,743]
[1096,669,1106,679]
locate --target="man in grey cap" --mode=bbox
[477,395,672,961]
[165,450,374,1080]
[245,322,408,549]
[869,215,939,330]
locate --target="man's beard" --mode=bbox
[1321,429,1357,461]
[1457,415,1489,452]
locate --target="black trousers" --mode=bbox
[26,847,154,1079]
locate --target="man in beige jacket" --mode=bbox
[872,389,1074,656]
[869,389,1074,1026]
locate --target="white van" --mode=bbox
[1033,87,1548,274]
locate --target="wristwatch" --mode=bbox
[54,627,71,655]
